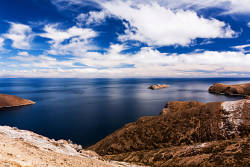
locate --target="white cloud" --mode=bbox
[9,53,75,68]
[9,51,37,62]
[147,0,250,14]
[76,10,110,26]
[51,0,99,11]
[2,45,250,77]
[39,24,97,55]
[99,1,235,46]
[248,22,250,27]
[3,22,33,50]
[232,44,250,52]
[74,45,250,69]
[40,24,97,44]
[0,37,4,51]
[51,0,250,14]
[18,51,30,56]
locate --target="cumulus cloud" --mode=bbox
[3,22,33,50]
[39,24,97,55]
[52,1,237,46]
[248,22,250,27]
[100,1,235,46]
[50,0,238,47]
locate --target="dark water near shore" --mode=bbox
[0,78,249,147]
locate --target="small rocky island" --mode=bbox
[149,84,169,90]
[209,83,250,97]
[0,94,35,109]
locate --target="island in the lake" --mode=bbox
[149,84,169,90]
[0,94,35,109]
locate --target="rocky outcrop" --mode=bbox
[148,84,169,90]
[0,94,35,109]
[208,83,250,97]
[0,126,144,167]
[89,100,250,167]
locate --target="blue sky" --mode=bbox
[0,0,250,77]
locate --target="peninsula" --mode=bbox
[0,94,35,109]
[209,83,250,97]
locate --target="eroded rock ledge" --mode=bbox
[89,100,250,167]
[0,126,145,167]
[0,94,35,109]
[208,83,250,97]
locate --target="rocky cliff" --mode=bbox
[0,94,35,108]
[89,100,250,167]
[209,83,250,97]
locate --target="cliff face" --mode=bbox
[0,126,145,167]
[89,100,250,167]
[0,94,35,108]
[208,83,250,97]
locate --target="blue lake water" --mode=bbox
[0,78,249,147]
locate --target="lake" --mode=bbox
[0,78,249,147]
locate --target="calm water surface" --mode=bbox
[0,78,249,147]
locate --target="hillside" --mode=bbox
[89,100,250,166]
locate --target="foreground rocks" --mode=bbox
[89,100,250,167]
[149,84,169,90]
[0,94,35,109]
[209,83,250,97]
[0,126,144,167]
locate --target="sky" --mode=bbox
[0,0,250,78]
